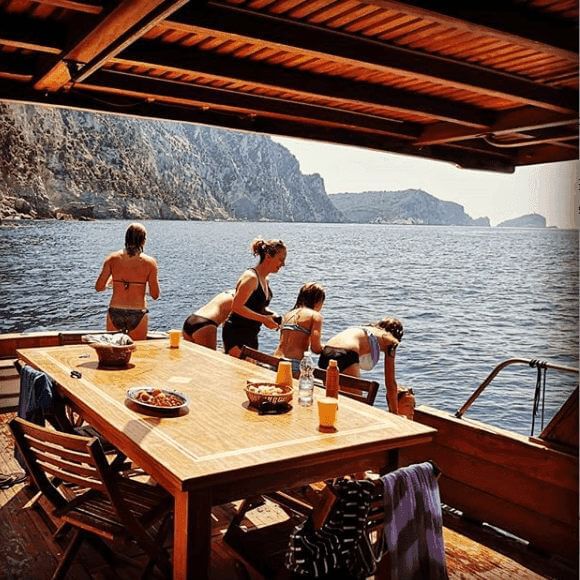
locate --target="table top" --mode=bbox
[18,340,435,497]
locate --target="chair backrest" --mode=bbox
[239,346,379,406]
[10,417,112,510]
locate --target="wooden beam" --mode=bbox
[119,40,494,128]
[417,107,578,145]
[163,2,578,113]
[0,78,515,173]
[82,69,420,139]
[0,13,64,55]
[481,127,578,149]
[516,143,579,166]
[356,1,578,62]
[27,0,103,15]
[33,0,189,92]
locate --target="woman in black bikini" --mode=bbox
[95,223,160,340]
[182,290,234,350]
[222,238,286,357]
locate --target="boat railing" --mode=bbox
[454,358,579,420]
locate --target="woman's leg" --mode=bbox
[129,314,148,341]
[190,326,218,350]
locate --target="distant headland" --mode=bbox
[0,103,544,228]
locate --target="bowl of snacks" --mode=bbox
[126,387,189,411]
[83,333,136,368]
[245,379,293,407]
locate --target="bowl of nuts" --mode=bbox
[245,379,293,407]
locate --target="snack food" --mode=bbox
[247,384,286,396]
[131,388,186,408]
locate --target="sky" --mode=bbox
[272,136,579,229]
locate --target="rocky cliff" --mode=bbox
[496,213,546,228]
[330,189,490,226]
[0,103,343,222]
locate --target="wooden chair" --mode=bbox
[239,346,379,405]
[10,417,172,580]
[225,477,388,579]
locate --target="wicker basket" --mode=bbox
[245,381,293,407]
[88,342,136,368]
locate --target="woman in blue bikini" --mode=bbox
[273,282,325,374]
[95,223,160,340]
[318,317,404,415]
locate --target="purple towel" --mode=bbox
[382,462,448,579]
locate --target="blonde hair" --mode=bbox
[251,238,286,262]
[125,223,147,256]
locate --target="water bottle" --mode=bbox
[298,351,315,406]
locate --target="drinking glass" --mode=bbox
[276,360,293,387]
[168,329,181,348]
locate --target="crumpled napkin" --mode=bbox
[83,333,134,346]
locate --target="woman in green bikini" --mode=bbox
[95,223,160,340]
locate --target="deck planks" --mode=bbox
[1,410,575,579]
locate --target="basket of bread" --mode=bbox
[245,379,293,407]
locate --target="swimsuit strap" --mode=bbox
[249,267,270,301]
[281,309,310,335]
[112,279,147,290]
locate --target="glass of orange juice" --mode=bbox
[276,360,293,387]
[318,397,338,431]
[168,329,181,348]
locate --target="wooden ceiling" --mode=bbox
[0,0,577,173]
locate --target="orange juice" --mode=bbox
[276,360,293,387]
[318,396,338,429]
[168,329,181,348]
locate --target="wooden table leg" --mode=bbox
[379,449,399,476]
[173,489,212,580]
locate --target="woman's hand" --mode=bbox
[263,314,280,330]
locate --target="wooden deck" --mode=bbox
[1,410,576,579]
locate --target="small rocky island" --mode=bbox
[496,213,547,228]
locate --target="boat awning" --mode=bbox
[0,0,577,173]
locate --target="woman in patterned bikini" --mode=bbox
[95,223,160,340]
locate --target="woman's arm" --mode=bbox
[384,345,399,414]
[147,258,160,300]
[309,312,324,354]
[95,256,112,292]
[232,271,278,329]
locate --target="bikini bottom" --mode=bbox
[108,307,148,333]
[183,314,218,337]
[318,346,359,372]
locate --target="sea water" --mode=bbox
[1,220,577,435]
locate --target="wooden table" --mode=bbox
[18,340,436,580]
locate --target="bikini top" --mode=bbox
[280,309,311,335]
[112,279,147,290]
[359,328,381,371]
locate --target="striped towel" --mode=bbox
[382,462,448,579]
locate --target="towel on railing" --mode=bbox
[382,462,448,580]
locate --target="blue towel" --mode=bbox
[382,462,448,579]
